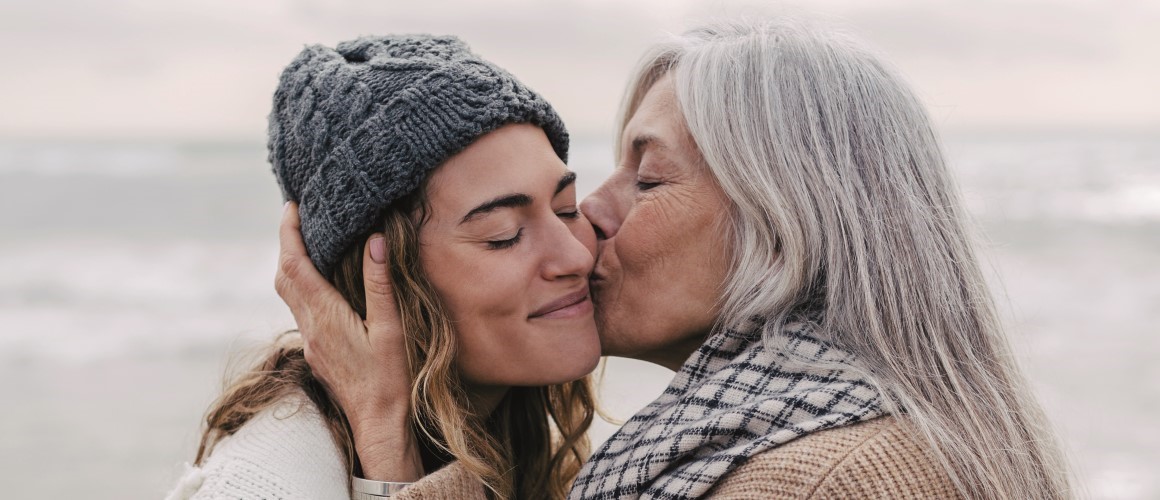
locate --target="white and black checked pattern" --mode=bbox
[569,318,885,499]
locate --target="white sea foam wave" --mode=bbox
[0,239,291,362]
[0,240,277,306]
[964,183,1160,222]
[0,142,184,176]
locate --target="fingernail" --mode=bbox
[283,201,291,213]
[369,236,386,264]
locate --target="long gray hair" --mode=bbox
[618,18,1073,499]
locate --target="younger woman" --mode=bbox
[168,34,600,500]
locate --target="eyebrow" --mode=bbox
[556,171,577,195]
[631,134,665,156]
[459,171,577,224]
[460,194,532,224]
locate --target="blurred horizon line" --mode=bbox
[2,124,1158,146]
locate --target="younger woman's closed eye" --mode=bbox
[556,209,581,220]
[487,228,524,250]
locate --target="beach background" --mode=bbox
[1,1,1157,499]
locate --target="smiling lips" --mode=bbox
[529,288,592,319]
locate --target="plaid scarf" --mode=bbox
[569,317,885,499]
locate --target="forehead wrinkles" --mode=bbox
[624,93,706,179]
[633,76,698,143]
[625,86,674,138]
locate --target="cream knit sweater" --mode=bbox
[165,394,484,500]
[167,396,956,499]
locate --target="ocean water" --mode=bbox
[0,134,1157,499]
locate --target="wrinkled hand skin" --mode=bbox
[274,202,423,482]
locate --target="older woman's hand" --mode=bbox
[275,202,423,482]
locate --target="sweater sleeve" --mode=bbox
[393,461,488,500]
[166,394,489,500]
[165,397,350,500]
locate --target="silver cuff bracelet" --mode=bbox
[352,475,412,498]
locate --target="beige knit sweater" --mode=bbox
[394,416,960,499]
[705,416,962,499]
[168,395,954,499]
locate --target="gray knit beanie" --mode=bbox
[268,34,569,277]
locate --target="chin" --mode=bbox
[537,342,602,385]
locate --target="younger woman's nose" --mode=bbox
[542,219,595,280]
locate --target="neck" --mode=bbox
[465,383,510,417]
[635,332,709,372]
[417,383,509,473]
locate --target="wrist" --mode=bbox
[344,394,409,426]
[349,411,424,482]
[356,435,424,482]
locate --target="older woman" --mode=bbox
[281,18,1073,499]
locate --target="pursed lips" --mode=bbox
[588,257,609,284]
[588,262,610,297]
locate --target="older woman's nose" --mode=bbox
[580,187,621,241]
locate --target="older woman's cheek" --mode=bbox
[592,246,639,354]
[602,205,679,342]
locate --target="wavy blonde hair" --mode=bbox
[197,192,595,500]
[618,18,1073,499]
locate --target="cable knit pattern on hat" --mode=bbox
[268,34,569,276]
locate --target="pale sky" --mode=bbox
[1,0,1157,140]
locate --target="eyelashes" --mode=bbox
[487,228,524,250]
[485,210,580,250]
